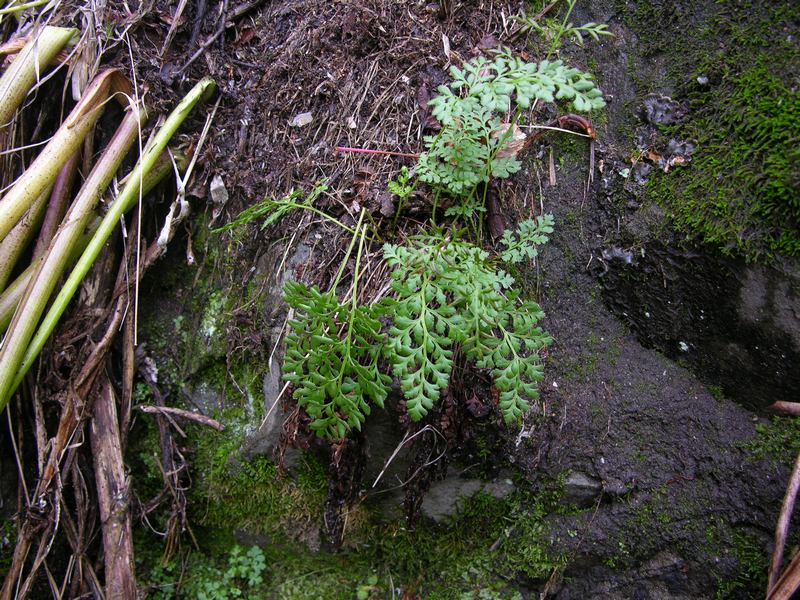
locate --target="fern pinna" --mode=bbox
[417,49,604,197]
[283,281,390,440]
[382,237,552,425]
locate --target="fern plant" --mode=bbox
[283,282,389,439]
[279,47,600,438]
[418,49,604,198]
[514,0,614,52]
[382,236,552,424]
[282,212,390,439]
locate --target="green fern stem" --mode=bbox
[330,208,367,292]
[337,209,369,389]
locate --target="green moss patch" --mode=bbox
[744,416,800,465]
[138,430,569,599]
[626,1,800,261]
[649,60,799,259]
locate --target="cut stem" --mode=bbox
[0,185,49,291]
[0,68,120,242]
[0,26,75,129]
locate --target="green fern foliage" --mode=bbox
[418,49,604,197]
[283,281,390,439]
[382,236,552,424]
[213,181,327,234]
[500,214,555,263]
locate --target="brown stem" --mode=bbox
[768,401,800,417]
[139,405,225,431]
[32,152,80,260]
[90,375,137,599]
[768,450,800,594]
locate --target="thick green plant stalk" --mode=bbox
[0,26,75,129]
[0,93,147,409]
[1,77,216,405]
[0,186,49,290]
[0,222,94,332]
[0,152,176,333]
[0,68,120,242]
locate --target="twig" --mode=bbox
[0,0,52,15]
[768,401,800,417]
[160,0,191,56]
[768,450,800,593]
[372,425,445,489]
[534,0,561,21]
[768,550,800,600]
[139,405,225,431]
[174,0,266,76]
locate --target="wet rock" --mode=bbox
[602,246,636,265]
[183,381,226,415]
[563,471,603,507]
[600,242,800,410]
[633,162,652,185]
[210,174,229,205]
[238,243,318,468]
[239,357,301,469]
[421,475,515,522]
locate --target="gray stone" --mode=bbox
[421,478,484,522]
[420,475,516,523]
[239,357,301,469]
[563,471,603,507]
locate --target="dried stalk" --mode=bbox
[767,450,800,598]
[91,373,136,598]
[7,77,216,400]
[0,66,119,242]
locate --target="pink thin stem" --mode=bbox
[336,146,420,159]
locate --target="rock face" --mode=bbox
[599,243,800,410]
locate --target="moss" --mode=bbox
[743,416,800,466]
[186,422,327,535]
[712,527,769,600]
[623,0,800,261]
[648,60,800,259]
[137,433,569,598]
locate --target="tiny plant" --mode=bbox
[213,181,333,234]
[389,166,414,227]
[148,545,266,600]
[514,0,614,53]
[499,215,555,264]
